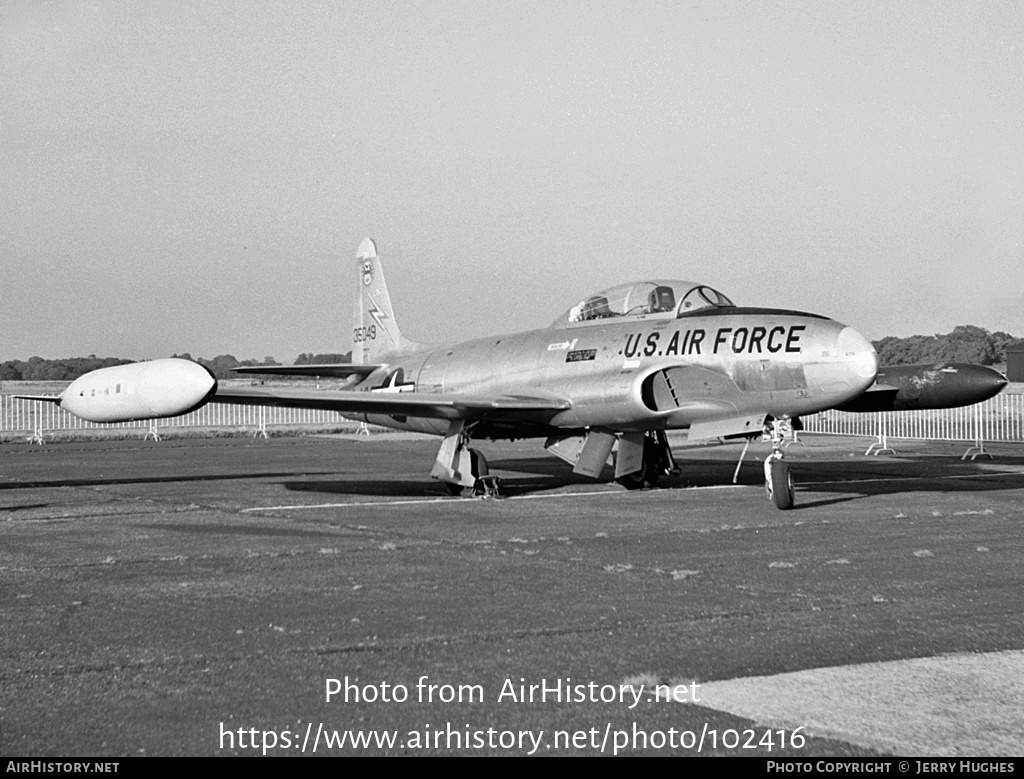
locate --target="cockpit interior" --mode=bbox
[558,281,735,327]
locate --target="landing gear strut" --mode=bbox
[763,419,795,510]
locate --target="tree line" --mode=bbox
[3,325,1023,382]
[873,326,1023,367]
[1,352,353,381]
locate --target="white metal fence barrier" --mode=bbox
[4,391,1024,452]
[0,395,356,442]
[800,390,1024,459]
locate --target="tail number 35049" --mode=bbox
[353,325,377,342]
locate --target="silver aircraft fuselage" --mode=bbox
[354,305,878,438]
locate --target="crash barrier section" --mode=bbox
[800,389,1024,459]
[0,395,360,442]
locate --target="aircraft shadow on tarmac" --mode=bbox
[0,471,338,491]
[0,503,52,513]
[281,476,587,499]
[135,521,348,539]
[281,451,1024,504]
[789,454,1024,506]
[282,459,600,498]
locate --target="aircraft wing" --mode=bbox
[232,364,382,379]
[13,394,62,405]
[211,387,571,423]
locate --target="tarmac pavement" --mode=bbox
[1,433,1022,756]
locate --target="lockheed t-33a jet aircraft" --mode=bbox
[211,238,883,509]
[23,239,1006,507]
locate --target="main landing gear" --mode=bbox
[443,449,500,497]
[763,419,795,510]
[615,431,679,490]
[432,421,500,497]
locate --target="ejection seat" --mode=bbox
[648,285,676,313]
[582,295,615,320]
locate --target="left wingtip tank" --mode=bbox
[59,358,217,423]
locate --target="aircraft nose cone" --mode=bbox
[836,326,879,383]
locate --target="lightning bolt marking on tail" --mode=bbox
[366,296,389,331]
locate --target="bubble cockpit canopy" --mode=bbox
[556,281,735,327]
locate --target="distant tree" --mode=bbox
[945,325,996,364]
[197,355,242,379]
[8,356,131,381]
[873,335,932,365]
[872,325,1016,366]
[0,361,23,380]
[36,362,75,380]
[991,332,1024,364]
[187,354,283,379]
[294,352,351,365]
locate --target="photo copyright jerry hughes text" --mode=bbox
[768,761,1015,774]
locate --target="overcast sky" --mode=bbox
[3,1,1022,361]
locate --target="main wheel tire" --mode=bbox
[615,461,647,490]
[766,459,795,510]
[616,462,660,489]
[643,467,660,488]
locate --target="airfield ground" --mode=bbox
[1,433,1023,756]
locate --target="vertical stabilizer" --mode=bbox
[353,238,405,364]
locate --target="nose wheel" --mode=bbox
[765,454,794,509]
[763,420,795,510]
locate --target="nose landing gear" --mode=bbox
[763,419,795,510]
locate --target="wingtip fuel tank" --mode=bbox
[834,362,1007,413]
[58,358,217,423]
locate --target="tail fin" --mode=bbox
[353,238,408,364]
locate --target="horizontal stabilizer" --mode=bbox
[232,364,382,379]
[212,387,571,423]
